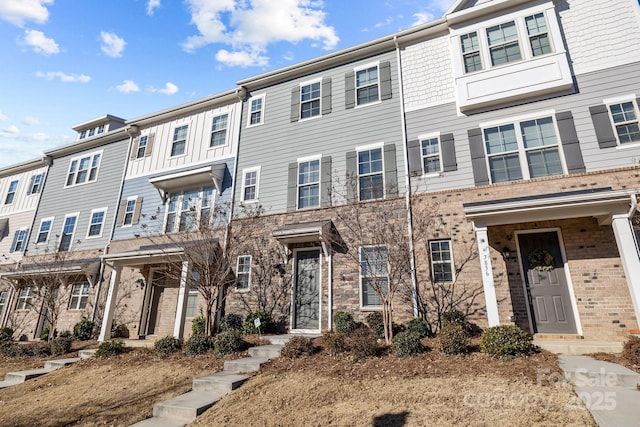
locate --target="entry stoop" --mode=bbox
[534,335,624,355]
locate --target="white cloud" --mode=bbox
[147,0,160,15]
[182,0,339,67]
[411,12,436,27]
[116,80,140,93]
[36,71,91,83]
[22,29,60,55]
[0,111,8,122]
[215,49,268,68]
[0,0,53,27]
[21,116,42,126]
[100,31,126,58]
[0,133,74,168]
[3,125,20,134]
[149,82,179,95]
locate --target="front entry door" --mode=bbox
[518,231,577,334]
[293,250,321,330]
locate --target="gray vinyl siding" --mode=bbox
[112,158,235,241]
[405,61,640,193]
[27,137,129,254]
[235,50,406,214]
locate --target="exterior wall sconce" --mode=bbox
[502,246,511,260]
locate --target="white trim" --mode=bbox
[240,166,261,203]
[298,78,323,121]
[602,94,637,105]
[3,179,19,205]
[478,109,556,128]
[235,254,252,291]
[173,261,190,339]
[35,216,55,245]
[122,195,138,227]
[291,247,323,332]
[246,93,266,127]
[58,212,80,252]
[358,244,390,310]
[474,226,500,326]
[418,133,444,177]
[86,207,108,239]
[353,61,382,108]
[169,122,190,158]
[356,145,386,201]
[208,111,230,148]
[64,150,103,188]
[611,213,640,329]
[428,239,456,284]
[354,141,384,152]
[604,98,640,147]
[296,158,321,210]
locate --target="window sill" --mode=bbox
[615,141,640,150]
[354,100,382,109]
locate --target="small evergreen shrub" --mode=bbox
[51,335,74,356]
[281,336,314,359]
[214,330,245,357]
[406,318,430,338]
[191,316,206,336]
[366,312,385,339]
[392,331,425,357]
[622,336,640,365]
[242,310,274,334]
[333,311,356,334]
[220,313,243,332]
[73,319,96,341]
[2,342,51,357]
[0,327,14,342]
[154,336,183,358]
[442,310,468,328]
[480,325,534,358]
[95,339,126,358]
[40,324,53,341]
[185,334,214,356]
[322,331,346,356]
[440,323,470,355]
[348,327,379,360]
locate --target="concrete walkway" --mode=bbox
[558,355,640,427]
[130,334,298,427]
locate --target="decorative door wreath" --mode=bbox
[527,248,555,271]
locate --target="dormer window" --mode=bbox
[88,128,95,137]
[79,131,86,139]
[97,125,105,134]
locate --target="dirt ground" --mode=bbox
[0,337,596,427]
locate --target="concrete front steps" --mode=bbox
[534,334,624,355]
[131,336,288,427]
[0,357,81,389]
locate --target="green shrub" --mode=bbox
[480,325,534,358]
[0,327,14,342]
[51,335,74,356]
[214,330,245,357]
[154,336,183,358]
[323,331,346,356]
[95,339,126,358]
[220,313,243,332]
[366,312,385,339]
[622,336,640,365]
[2,342,51,357]
[73,319,95,341]
[281,336,314,359]
[333,311,355,334]
[392,331,425,357]
[442,310,468,328]
[191,316,206,336]
[40,324,53,341]
[440,323,470,355]
[348,327,379,360]
[406,318,430,338]
[242,310,274,334]
[185,334,214,356]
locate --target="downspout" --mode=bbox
[394,35,419,317]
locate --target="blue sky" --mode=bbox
[0,0,456,168]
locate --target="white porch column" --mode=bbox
[173,261,189,339]
[99,265,122,342]
[475,225,500,326]
[611,214,640,328]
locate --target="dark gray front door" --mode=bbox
[293,250,321,330]
[518,231,577,334]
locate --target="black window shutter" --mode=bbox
[407,139,422,175]
[383,144,398,197]
[290,87,300,122]
[287,162,298,211]
[345,71,355,109]
[441,133,457,172]
[555,111,586,174]
[321,156,332,207]
[345,151,357,202]
[468,128,490,186]
[379,61,392,101]
[322,78,332,115]
[589,105,617,148]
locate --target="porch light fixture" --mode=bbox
[502,246,511,260]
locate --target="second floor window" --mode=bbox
[358,148,384,201]
[66,152,101,186]
[210,114,228,147]
[59,215,77,252]
[137,135,148,159]
[165,187,213,233]
[37,218,53,243]
[298,159,320,209]
[87,209,106,237]
[69,282,90,310]
[16,286,34,310]
[355,66,379,106]
[248,95,265,126]
[4,180,18,204]
[28,173,43,194]
[300,82,321,119]
[608,101,640,145]
[461,31,482,73]
[171,125,188,156]
[10,228,28,253]
[421,137,441,174]
[487,21,521,66]
[236,255,251,289]
[242,169,259,202]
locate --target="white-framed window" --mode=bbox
[79,130,86,139]
[59,214,78,252]
[36,217,54,244]
[0,291,7,318]
[483,114,564,183]
[136,135,148,159]
[171,124,188,157]
[355,64,380,106]
[4,180,18,204]
[487,21,521,66]
[123,198,137,226]
[607,100,640,145]
[16,286,35,310]
[248,94,265,126]
[460,31,482,73]
[185,285,199,317]
[297,159,320,209]
[300,80,321,119]
[429,240,455,283]
[420,136,442,175]
[210,114,228,147]
[236,255,251,290]
[525,13,551,57]
[165,187,214,233]
[358,147,384,201]
[360,246,388,308]
[87,208,107,238]
[10,228,28,253]
[65,151,102,187]
[68,282,90,310]
[88,128,95,137]
[97,125,105,134]
[241,167,260,202]
[28,173,43,194]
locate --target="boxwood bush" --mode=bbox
[347,327,379,360]
[333,311,355,334]
[214,330,245,357]
[406,317,430,338]
[281,336,314,358]
[480,325,534,358]
[154,336,183,358]
[220,313,243,332]
[440,323,470,355]
[95,339,126,358]
[322,331,346,356]
[242,310,274,334]
[73,319,96,341]
[185,333,214,356]
[191,316,206,336]
[392,331,425,357]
